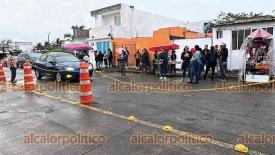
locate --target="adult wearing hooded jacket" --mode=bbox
[204,46,218,81]
[140,48,149,75]
[181,46,192,80]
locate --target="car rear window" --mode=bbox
[55,54,79,63]
[39,55,47,62]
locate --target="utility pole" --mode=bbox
[130,5,134,39]
[47,32,51,50]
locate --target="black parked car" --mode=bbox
[33,52,93,82]
[17,52,43,68]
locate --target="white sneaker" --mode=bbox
[164,77,167,80]
[160,77,163,80]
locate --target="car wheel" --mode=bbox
[35,69,42,80]
[56,72,62,82]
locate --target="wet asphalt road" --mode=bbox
[1,68,275,155]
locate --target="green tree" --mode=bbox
[0,39,13,53]
[214,12,275,25]
[55,38,64,47]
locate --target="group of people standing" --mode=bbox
[132,44,228,84]
[181,44,228,84]
[111,44,229,83]
[94,49,113,70]
[135,48,175,80]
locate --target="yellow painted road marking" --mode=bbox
[95,70,275,93]
[31,90,267,155]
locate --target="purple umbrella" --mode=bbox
[62,43,92,51]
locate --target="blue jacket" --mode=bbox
[120,54,128,65]
[141,53,149,64]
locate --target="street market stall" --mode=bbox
[239,29,274,83]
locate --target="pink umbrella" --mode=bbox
[63,43,92,51]
[248,29,272,39]
[115,48,125,55]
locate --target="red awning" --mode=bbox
[149,44,179,51]
[248,29,272,39]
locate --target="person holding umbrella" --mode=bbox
[120,50,128,77]
[116,48,125,68]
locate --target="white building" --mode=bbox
[173,37,212,69]
[212,17,275,70]
[12,42,34,52]
[89,3,208,52]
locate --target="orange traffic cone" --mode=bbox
[79,61,94,104]
[24,61,35,91]
[0,61,6,83]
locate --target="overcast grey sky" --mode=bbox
[1,0,275,43]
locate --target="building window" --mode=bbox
[232,28,251,50]
[96,41,110,52]
[216,30,223,39]
[232,31,238,50]
[114,14,121,26]
[238,30,244,49]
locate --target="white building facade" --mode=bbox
[89,3,207,52]
[212,19,275,70]
[12,42,34,52]
[173,38,212,69]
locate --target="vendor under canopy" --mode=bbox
[240,28,274,83]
